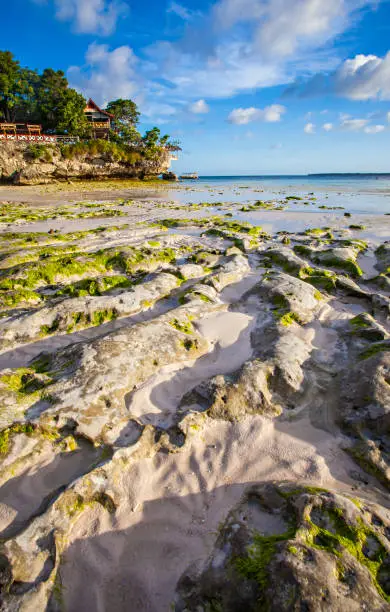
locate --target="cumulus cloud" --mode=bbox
[188,99,209,114]
[68,43,140,105]
[364,124,385,133]
[62,0,384,115]
[287,51,390,100]
[323,122,333,131]
[228,104,286,125]
[145,0,379,100]
[214,0,363,59]
[304,122,315,133]
[340,118,369,130]
[52,0,127,35]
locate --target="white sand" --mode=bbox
[128,311,254,427]
[59,412,386,612]
[0,185,389,611]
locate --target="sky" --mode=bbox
[2,0,390,174]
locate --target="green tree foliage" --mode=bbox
[56,89,91,137]
[141,128,172,157]
[0,52,88,136]
[0,51,37,122]
[106,98,140,126]
[36,69,88,136]
[0,50,178,153]
[106,99,142,146]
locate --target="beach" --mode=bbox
[0,177,389,610]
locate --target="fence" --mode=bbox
[0,134,79,144]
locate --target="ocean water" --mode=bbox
[167,174,390,215]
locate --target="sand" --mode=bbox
[0,181,389,611]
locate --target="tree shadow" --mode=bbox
[44,470,388,612]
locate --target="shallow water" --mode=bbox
[165,175,390,215]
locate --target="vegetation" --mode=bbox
[0,50,180,158]
[0,51,89,135]
[169,317,194,334]
[359,341,390,360]
[304,506,390,602]
[234,488,390,606]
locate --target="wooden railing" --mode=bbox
[0,133,79,144]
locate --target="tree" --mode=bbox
[0,51,37,122]
[36,69,69,131]
[56,89,90,137]
[35,69,87,135]
[106,98,140,127]
[142,127,161,148]
[109,124,141,147]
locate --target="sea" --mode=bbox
[168,174,390,215]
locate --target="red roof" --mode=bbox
[85,98,114,118]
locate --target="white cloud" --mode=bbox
[214,0,364,59]
[288,51,390,100]
[323,122,333,131]
[145,0,379,100]
[64,0,384,116]
[53,0,127,35]
[334,53,390,100]
[304,122,315,134]
[228,104,286,125]
[340,118,369,130]
[364,124,385,133]
[167,2,199,21]
[188,99,209,114]
[68,43,140,106]
[387,111,390,123]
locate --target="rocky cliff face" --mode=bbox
[0,142,172,185]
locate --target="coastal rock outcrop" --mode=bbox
[0,141,172,185]
[174,483,390,611]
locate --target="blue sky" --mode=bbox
[3,0,390,174]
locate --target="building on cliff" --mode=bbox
[83,99,114,140]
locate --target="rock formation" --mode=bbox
[0,142,173,185]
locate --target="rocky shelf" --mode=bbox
[0,190,389,610]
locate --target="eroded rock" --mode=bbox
[174,483,390,611]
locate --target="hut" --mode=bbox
[83,98,114,140]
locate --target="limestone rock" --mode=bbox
[174,483,390,612]
[0,142,172,185]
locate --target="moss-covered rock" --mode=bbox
[174,483,390,611]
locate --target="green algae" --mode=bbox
[0,422,59,455]
[303,507,389,602]
[350,313,371,329]
[298,267,337,292]
[305,228,330,237]
[56,275,132,298]
[359,341,390,360]
[181,338,199,351]
[293,245,312,257]
[235,522,297,594]
[40,318,60,337]
[0,246,176,308]
[169,317,193,334]
[293,244,363,278]
[66,308,118,333]
[279,312,303,326]
[0,287,41,309]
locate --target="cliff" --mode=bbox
[0,141,172,185]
